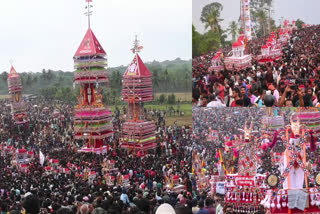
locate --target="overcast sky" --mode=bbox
[0,0,191,73]
[193,0,320,34]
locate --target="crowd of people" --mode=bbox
[190,107,310,214]
[192,25,320,108]
[0,98,192,214]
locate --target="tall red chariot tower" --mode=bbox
[120,37,157,154]
[7,65,28,125]
[73,1,113,150]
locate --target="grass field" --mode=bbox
[110,103,192,126]
[165,116,192,126]
[0,93,192,125]
[0,95,9,99]
[155,92,191,102]
[110,103,192,116]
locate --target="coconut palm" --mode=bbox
[200,2,224,34]
[256,9,267,36]
[227,21,238,42]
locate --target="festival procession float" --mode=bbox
[219,121,270,213]
[278,20,294,45]
[192,152,210,192]
[120,36,157,156]
[261,110,320,214]
[73,0,113,154]
[191,128,224,195]
[7,65,28,125]
[257,33,283,64]
[208,51,224,73]
[224,36,252,71]
[224,0,252,71]
[101,158,120,187]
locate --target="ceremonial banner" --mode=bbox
[235,176,255,186]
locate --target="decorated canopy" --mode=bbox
[122,53,153,103]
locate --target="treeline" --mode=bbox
[0,58,191,101]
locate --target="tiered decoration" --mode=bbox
[7,66,28,124]
[237,122,260,176]
[239,0,252,40]
[223,121,269,212]
[257,34,283,64]
[282,19,297,35]
[73,28,113,151]
[208,51,224,72]
[261,114,320,213]
[120,36,156,154]
[278,20,292,45]
[224,36,252,71]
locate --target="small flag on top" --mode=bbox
[86,0,92,2]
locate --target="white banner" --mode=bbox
[216,182,225,195]
[39,150,45,166]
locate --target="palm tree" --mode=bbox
[256,10,267,36]
[200,2,224,34]
[227,21,238,42]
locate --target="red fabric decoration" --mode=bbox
[269,130,278,149]
[310,130,316,152]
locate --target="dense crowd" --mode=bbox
[192,25,320,107]
[190,107,298,214]
[0,98,192,214]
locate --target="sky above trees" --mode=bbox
[0,0,191,73]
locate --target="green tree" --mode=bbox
[295,19,305,30]
[168,94,176,105]
[192,25,202,57]
[159,94,166,104]
[1,71,8,83]
[200,2,223,33]
[227,21,238,42]
[256,9,267,36]
[152,69,160,96]
[250,0,273,37]
[164,69,169,93]
[26,74,32,87]
[198,31,221,54]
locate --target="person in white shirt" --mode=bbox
[206,94,226,107]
